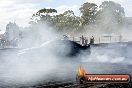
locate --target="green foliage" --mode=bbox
[95,1,125,33]
[31,8,57,24]
[30,1,125,33]
[97,1,125,24]
[38,8,57,13]
[54,10,80,31]
[36,8,57,16]
[79,2,98,26]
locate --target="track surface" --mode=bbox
[1,42,132,88]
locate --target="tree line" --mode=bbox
[30,1,125,33]
[1,1,126,48]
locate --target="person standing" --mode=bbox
[80,35,85,45]
[90,36,94,44]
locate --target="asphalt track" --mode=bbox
[1,42,132,87]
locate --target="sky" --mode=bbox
[0,0,131,30]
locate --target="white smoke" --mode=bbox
[81,43,132,65]
[0,24,69,86]
[0,1,132,87]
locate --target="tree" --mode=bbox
[79,2,98,26]
[98,1,125,24]
[31,8,57,25]
[54,10,80,31]
[96,1,125,33]
[5,22,20,46]
[31,8,81,32]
